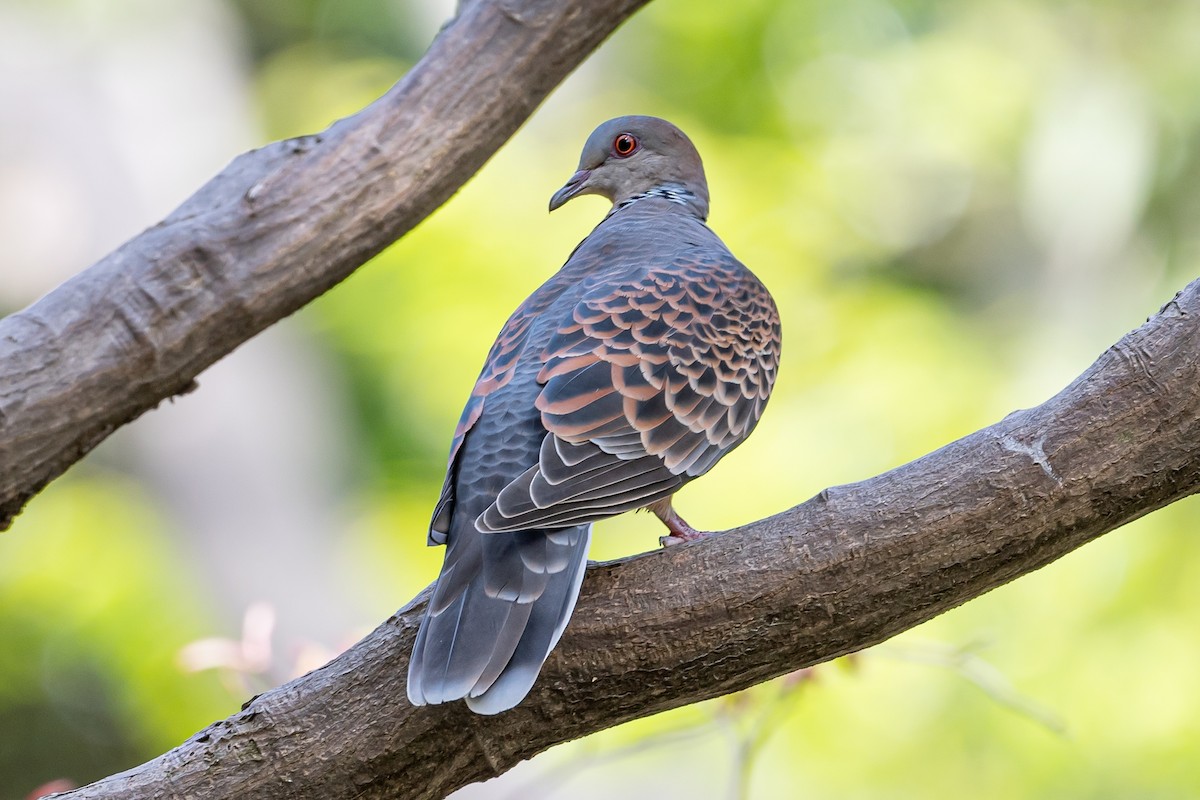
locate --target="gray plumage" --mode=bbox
[408,116,781,714]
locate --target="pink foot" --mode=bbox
[659,525,711,548]
[649,500,712,547]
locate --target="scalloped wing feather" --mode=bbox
[429,299,544,544]
[478,252,780,533]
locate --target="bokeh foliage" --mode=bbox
[2,0,1200,796]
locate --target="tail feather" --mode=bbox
[407,517,591,714]
[466,526,591,714]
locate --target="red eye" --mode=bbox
[613,133,638,157]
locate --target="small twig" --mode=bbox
[502,719,718,800]
[878,640,1067,736]
[725,670,820,800]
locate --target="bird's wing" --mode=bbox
[477,254,781,533]
[428,302,539,544]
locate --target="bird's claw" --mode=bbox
[658,528,712,548]
[650,498,711,547]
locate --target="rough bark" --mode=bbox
[55,281,1200,799]
[0,0,652,529]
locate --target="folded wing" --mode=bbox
[478,254,781,533]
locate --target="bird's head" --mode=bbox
[549,116,709,218]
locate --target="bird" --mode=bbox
[406,115,781,714]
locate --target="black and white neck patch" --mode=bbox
[610,185,706,220]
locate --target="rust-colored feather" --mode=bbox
[479,250,781,532]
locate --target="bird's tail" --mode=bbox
[406,516,591,714]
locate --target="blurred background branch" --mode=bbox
[0,0,651,530]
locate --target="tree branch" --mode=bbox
[0,0,652,529]
[59,282,1200,799]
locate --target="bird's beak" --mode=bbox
[549,169,592,212]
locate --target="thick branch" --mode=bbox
[61,282,1200,799]
[0,0,651,529]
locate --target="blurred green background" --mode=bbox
[1,0,1199,797]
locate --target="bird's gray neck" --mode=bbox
[609,183,708,221]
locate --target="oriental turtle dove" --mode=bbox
[407,116,781,714]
